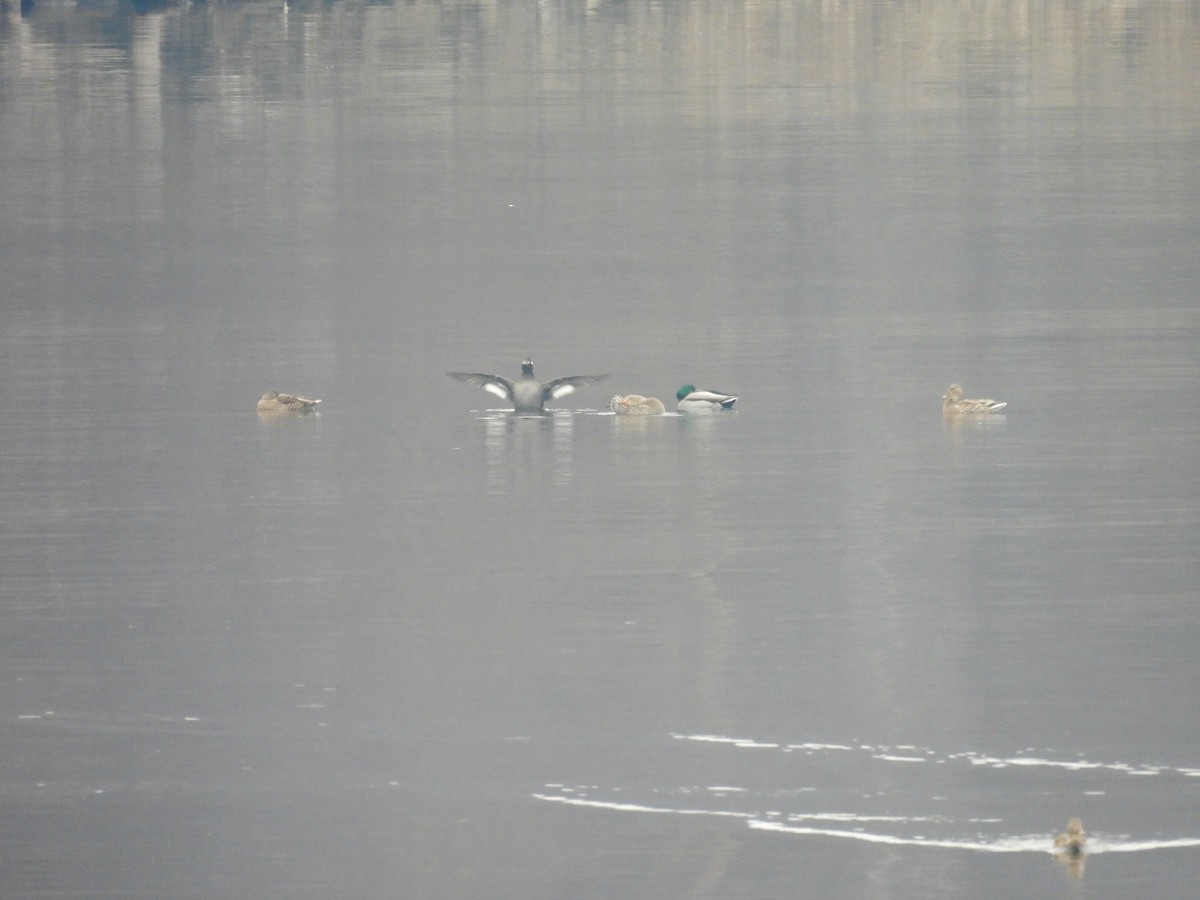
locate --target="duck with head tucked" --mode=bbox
[942,383,1006,415]
[676,384,737,412]
[257,391,321,414]
[610,394,666,416]
[448,358,608,414]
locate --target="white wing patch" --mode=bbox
[548,383,578,399]
[483,382,512,400]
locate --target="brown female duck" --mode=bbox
[257,391,321,413]
[942,384,1006,415]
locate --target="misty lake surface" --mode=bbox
[2,2,1199,897]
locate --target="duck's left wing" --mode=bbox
[542,373,608,401]
[684,389,737,408]
[448,372,516,402]
[959,398,1006,413]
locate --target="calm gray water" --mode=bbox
[2,2,1199,897]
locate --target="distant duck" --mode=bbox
[257,391,321,413]
[610,394,666,416]
[942,383,1007,415]
[676,384,737,412]
[1053,818,1086,857]
[448,358,608,414]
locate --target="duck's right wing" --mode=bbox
[448,372,516,403]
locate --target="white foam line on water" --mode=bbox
[1097,838,1200,852]
[672,734,742,744]
[532,794,755,819]
[752,822,1200,855]
[749,820,1048,853]
[536,793,1200,855]
[671,733,780,749]
[785,813,941,824]
[537,793,942,828]
[949,752,1177,776]
[961,755,1108,771]
[674,733,856,752]
[673,733,1200,779]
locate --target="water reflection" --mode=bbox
[6,1,1198,182]
[942,412,1007,447]
[551,412,574,489]
[483,411,577,494]
[609,409,674,434]
[1054,848,1086,879]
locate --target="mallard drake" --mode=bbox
[448,358,608,414]
[676,384,737,411]
[610,394,666,416]
[942,384,1006,414]
[257,391,321,413]
[1053,818,1086,857]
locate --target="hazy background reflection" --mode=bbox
[1,2,1198,898]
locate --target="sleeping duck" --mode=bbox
[942,384,1006,415]
[676,384,737,412]
[257,391,321,413]
[449,359,607,414]
[610,394,666,415]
